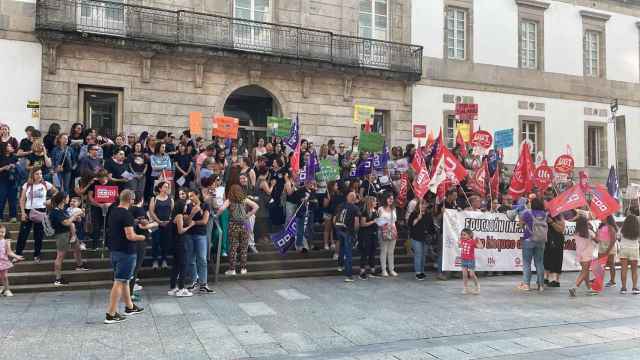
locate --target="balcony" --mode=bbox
[35,0,423,80]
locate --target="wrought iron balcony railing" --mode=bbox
[36,0,423,77]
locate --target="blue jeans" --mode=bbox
[522,244,545,286]
[55,172,72,194]
[0,178,17,219]
[412,239,425,274]
[295,216,306,249]
[337,230,353,277]
[186,234,208,285]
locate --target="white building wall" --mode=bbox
[474,0,518,68]
[412,85,640,170]
[412,0,640,82]
[0,39,42,136]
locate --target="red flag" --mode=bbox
[456,130,468,157]
[588,185,621,220]
[396,173,409,208]
[490,165,500,198]
[411,147,424,173]
[469,159,489,196]
[412,163,431,200]
[290,142,301,176]
[429,145,467,193]
[508,142,535,199]
[545,185,588,217]
[590,256,608,293]
[578,171,590,191]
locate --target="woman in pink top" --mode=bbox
[597,216,618,287]
[570,216,597,297]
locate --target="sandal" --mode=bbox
[517,283,530,291]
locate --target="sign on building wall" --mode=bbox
[455,103,478,121]
[412,125,427,138]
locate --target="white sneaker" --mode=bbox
[240,268,247,275]
[4,290,13,297]
[133,283,143,292]
[381,271,389,277]
[389,270,398,277]
[225,269,236,276]
[337,267,344,272]
[249,245,259,254]
[152,261,159,270]
[167,288,178,296]
[176,289,193,297]
[80,242,87,251]
[161,260,169,270]
[332,254,339,260]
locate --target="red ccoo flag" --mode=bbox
[469,159,489,196]
[588,185,621,220]
[545,185,588,217]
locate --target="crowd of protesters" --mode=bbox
[0,122,638,321]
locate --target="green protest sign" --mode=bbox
[318,159,340,182]
[267,117,291,138]
[359,131,385,153]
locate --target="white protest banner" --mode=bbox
[442,209,595,272]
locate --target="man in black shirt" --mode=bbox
[104,190,145,324]
[334,190,360,282]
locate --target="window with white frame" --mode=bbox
[234,0,270,21]
[521,120,540,155]
[587,126,603,167]
[359,0,388,40]
[445,114,470,149]
[520,20,537,69]
[446,7,466,60]
[584,30,600,77]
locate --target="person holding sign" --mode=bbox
[87,169,116,250]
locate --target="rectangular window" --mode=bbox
[521,120,539,155]
[584,30,600,77]
[359,0,388,40]
[587,126,602,167]
[520,20,537,69]
[446,7,466,60]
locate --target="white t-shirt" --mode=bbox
[22,182,53,210]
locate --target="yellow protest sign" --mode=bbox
[353,104,375,125]
[456,123,471,142]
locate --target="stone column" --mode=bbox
[46,41,61,75]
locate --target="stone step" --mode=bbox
[9,263,416,293]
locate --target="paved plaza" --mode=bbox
[2,274,640,359]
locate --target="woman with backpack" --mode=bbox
[517,197,548,292]
[15,168,57,262]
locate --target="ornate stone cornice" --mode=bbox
[515,0,550,10]
[580,10,612,22]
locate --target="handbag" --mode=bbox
[381,223,398,242]
[28,209,46,223]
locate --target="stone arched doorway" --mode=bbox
[223,85,281,148]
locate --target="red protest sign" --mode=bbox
[534,165,553,190]
[455,103,478,121]
[470,130,493,149]
[554,154,574,174]
[413,125,427,138]
[162,169,175,182]
[94,185,118,204]
[396,173,409,208]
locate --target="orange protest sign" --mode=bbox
[189,112,203,136]
[212,116,239,140]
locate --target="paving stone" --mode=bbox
[275,288,311,300]
[238,302,277,316]
[150,301,183,316]
[425,345,473,360]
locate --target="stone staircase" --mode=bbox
[7,222,418,293]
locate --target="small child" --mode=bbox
[0,224,24,296]
[459,228,483,295]
[66,197,86,250]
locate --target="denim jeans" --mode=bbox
[0,178,17,219]
[522,244,545,286]
[412,239,425,274]
[295,216,309,250]
[189,234,208,285]
[151,224,172,262]
[337,230,353,277]
[56,172,72,194]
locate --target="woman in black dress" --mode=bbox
[544,214,566,287]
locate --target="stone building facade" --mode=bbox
[31,0,421,146]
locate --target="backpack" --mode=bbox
[529,212,548,243]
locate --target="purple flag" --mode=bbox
[284,115,299,150]
[271,215,298,255]
[373,143,389,172]
[606,165,619,199]
[354,157,373,177]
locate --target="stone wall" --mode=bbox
[0,0,37,42]
[40,43,412,145]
